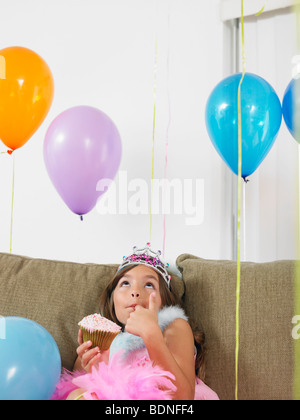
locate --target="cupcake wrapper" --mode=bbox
[80,328,120,351]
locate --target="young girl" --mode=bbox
[52,244,219,401]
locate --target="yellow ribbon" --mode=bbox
[256,6,265,16]
[235,0,246,401]
[150,38,158,242]
[256,5,266,16]
[294,0,300,402]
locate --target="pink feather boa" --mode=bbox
[51,351,176,400]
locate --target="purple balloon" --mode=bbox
[44,106,122,216]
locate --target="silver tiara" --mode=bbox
[117,243,171,288]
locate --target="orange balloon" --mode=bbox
[0,46,54,151]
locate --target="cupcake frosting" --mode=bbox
[79,314,121,334]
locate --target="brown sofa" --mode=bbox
[0,252,295,400]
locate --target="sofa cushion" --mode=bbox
[0,253,184,371]
[176,254,294,401]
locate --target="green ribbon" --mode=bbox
[256,0,268,16]
[235,0,246,401]
[256,6,265,17]
[150,38,158,242]
[294,0,300,402]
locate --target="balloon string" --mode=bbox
[10,153,15,254]
[163,12,171,259]
[235,0,246,402]
[296,146,300,400]
[150,38,158,242]
[296,144,300,400]
[256,1,268,16]
[294,0,300,401]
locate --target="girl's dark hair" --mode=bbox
[99,265,207,381]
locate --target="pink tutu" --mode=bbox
[51,349,219,401]
[195,378,219,400]
[51,351,176,401]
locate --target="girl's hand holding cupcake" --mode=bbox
[75,329,110,373]
[75,314,121,373]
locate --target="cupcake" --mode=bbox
[79,314,122,351]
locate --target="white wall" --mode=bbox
[235,8,299,263]
[0,0,232,268]
[220,0,294,21]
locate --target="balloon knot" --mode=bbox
[7,150,13,155]
[80,215,83,221]
[243,177,250,183]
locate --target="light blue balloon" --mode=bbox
[0,317,61,400]
[205,73,282,179]
[282,78,300,144]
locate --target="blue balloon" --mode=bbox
[0,317,61,400]
[205,73,282,179]
[282,78,300,143]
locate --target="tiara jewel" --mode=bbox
[118,243,171,288]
